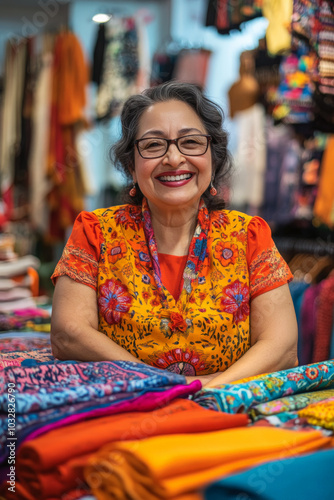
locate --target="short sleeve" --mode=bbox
[51,211,103,291]
[247,216,293,300]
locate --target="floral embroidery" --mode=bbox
[151,347,208,375]
[305,367,319,380]
[231,230,247,243]
[114,205,142,230]
[287,372,305,382]
[52,245,98,289]
[168,312,188,333]
[98,279,132,324]
[220,280,250,323]
[249,245,291,298]
[108,240,127,264]
[211,211,230,228]
[214,242,238,267]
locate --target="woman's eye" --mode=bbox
[144,141,163,149]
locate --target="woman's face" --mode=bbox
[133,99,212,212]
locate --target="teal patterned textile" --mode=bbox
[193,360,334,413]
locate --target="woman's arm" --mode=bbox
[51,276,144,363]
[202,283,298,388]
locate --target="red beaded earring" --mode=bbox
[210,181,217,196]
[129,183,137,197]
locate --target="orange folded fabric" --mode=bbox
[16,399,248,499]
[85,426,330,500]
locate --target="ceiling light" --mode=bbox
[92,13,111,23]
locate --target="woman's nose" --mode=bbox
[163,144,185,165]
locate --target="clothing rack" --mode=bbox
[274,237,334,257]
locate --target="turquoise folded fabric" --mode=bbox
[193,360,334,413]
[204,447,334,500]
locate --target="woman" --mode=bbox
[51,81,298,388]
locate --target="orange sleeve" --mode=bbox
[51,211,103,291]
[246,216,293,300]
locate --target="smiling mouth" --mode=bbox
[158,173,193,182]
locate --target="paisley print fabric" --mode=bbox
[192,360,334,413]
[52,199,292,375]
[0,360,185,414]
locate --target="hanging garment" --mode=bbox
[51,199,292,375]
[46,31,88,242]
[262,0,293,55]
[230,104,266,213]
[84,426,329,500]
[312,275,334,362]
[173,49,212,90]
[96,18,139,119]
[91,23,106,87]
[300,282,325,365]
[314,136,334,228]
[0,40,27,213]
[192,359,334,413]
[289,281,310,362]
[28,38,53,233]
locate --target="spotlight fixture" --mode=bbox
[92,13,111,23]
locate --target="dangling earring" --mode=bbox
[210,181,217,196]
[129,183,137,197]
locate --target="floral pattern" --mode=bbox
[192,360,334,414]
[214,242,238,267]
[98,279,132,324]
[220,280,250,324]
[52,201,292,375]
[151,348,208,375]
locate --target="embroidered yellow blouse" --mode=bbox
[52,199,293,376]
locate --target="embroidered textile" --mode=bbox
[0,366,195,463]
[192,360,334,413]
[0,360,185,414]
[298,396,334,430]
[250,388,334,417]
[52,200,292,375]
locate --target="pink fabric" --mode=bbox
[23,380,202,443]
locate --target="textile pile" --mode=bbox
[0,335,333,500]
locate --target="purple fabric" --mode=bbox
[22,380,201,443]
[300,282,324,365]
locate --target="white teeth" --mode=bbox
[159,173,192,182]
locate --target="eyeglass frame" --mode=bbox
[134,134,212,159]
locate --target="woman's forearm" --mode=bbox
[203,339,298,388]
[51,322,144,364]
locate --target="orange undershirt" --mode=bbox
[158,253,188,301]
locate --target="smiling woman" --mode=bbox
[50,81,298,388]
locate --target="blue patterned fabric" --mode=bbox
[0,360,185,414]
[204,447,334,500]
[192,360,334,413]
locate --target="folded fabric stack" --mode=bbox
[0,242,52,336]
[0,251,40,314]
[0,342,333,500]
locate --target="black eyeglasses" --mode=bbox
[135,134,212,159]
